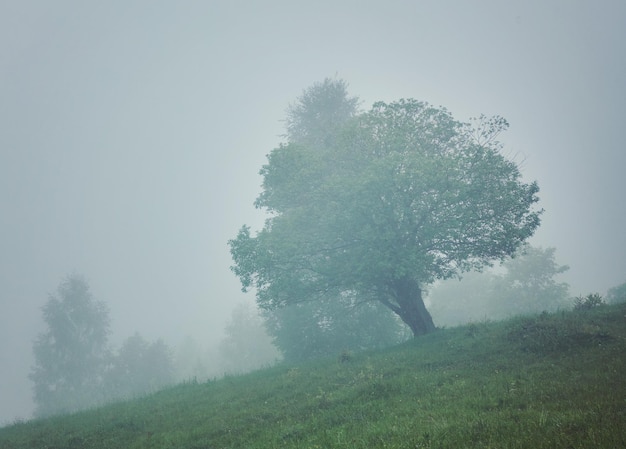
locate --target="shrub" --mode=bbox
[573,293,605,311]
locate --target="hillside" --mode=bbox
[2,303,625,449]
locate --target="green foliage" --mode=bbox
[489,245,570,317]
[263,294,408,362]
[230,80,542,337]
[338,349,353,363]
[30,274,178,417]
[573,293,605,310]
[285,77,359,148]
[507,310,613,354]
[105,333,175,400]
[173,336,215,382]
[4,303,626,448]
[30,274,111,417]
[218,303,281,374]
[428,245,570,326]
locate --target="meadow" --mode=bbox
[1,302,625,448]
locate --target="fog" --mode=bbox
[1,1,624,424]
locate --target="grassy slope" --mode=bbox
[2,303,625,449]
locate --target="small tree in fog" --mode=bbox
[30,274,110,417]
[573,293,605,310]
[218,303,281,374]
[106,333,174,399]
[174,336,213,381]
[428,245,570,326]
[488,245,570,316]
[285,77,359,149]
[264,294,408,362]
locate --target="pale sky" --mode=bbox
[1,0,625,423]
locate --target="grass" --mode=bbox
[2,302,625,448]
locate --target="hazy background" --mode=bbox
[1,0,624,424]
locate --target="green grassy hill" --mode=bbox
[2,303,626,449]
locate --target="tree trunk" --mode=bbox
[390,277,436,337]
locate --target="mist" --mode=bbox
[1,1,625,424]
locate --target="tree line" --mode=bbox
[30,274,174,417]
[29,274,281,418]
[31,260,623,417]
[30,78,626,417]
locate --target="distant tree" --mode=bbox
[218,303,281,374]
[488,245,570,317]
[144,339,175,388]
[30,274,110,417]
[263,293,409,362]
[174,336,213,382]
[285,77,359,149]
[230,81,543,337]
[106,333,174,400]
[573,293,605,310]
[428,245,570,325]
[606,281,626,304]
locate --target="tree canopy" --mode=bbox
[428,245,570,326]
[263,294,408,362]
[229,80,542,337]
[30,274,110,417]
[217,303,281,374]
[285,77,359,148]
[30,274,177,416]
[105,333,175,399]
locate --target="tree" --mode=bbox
[174,336,213,382]
[30,274,110,417]
[285,77,359,149]
[105,333,175,400]
[217,303,281,374]
[488,245,570,317]
[267,78,407,357]
[263,293,409,362]
[229,82,542,337]
[428,245,570,325]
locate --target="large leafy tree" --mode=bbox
[230,82,542,337]
[30,274,110,417]
[262,79,408,357]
